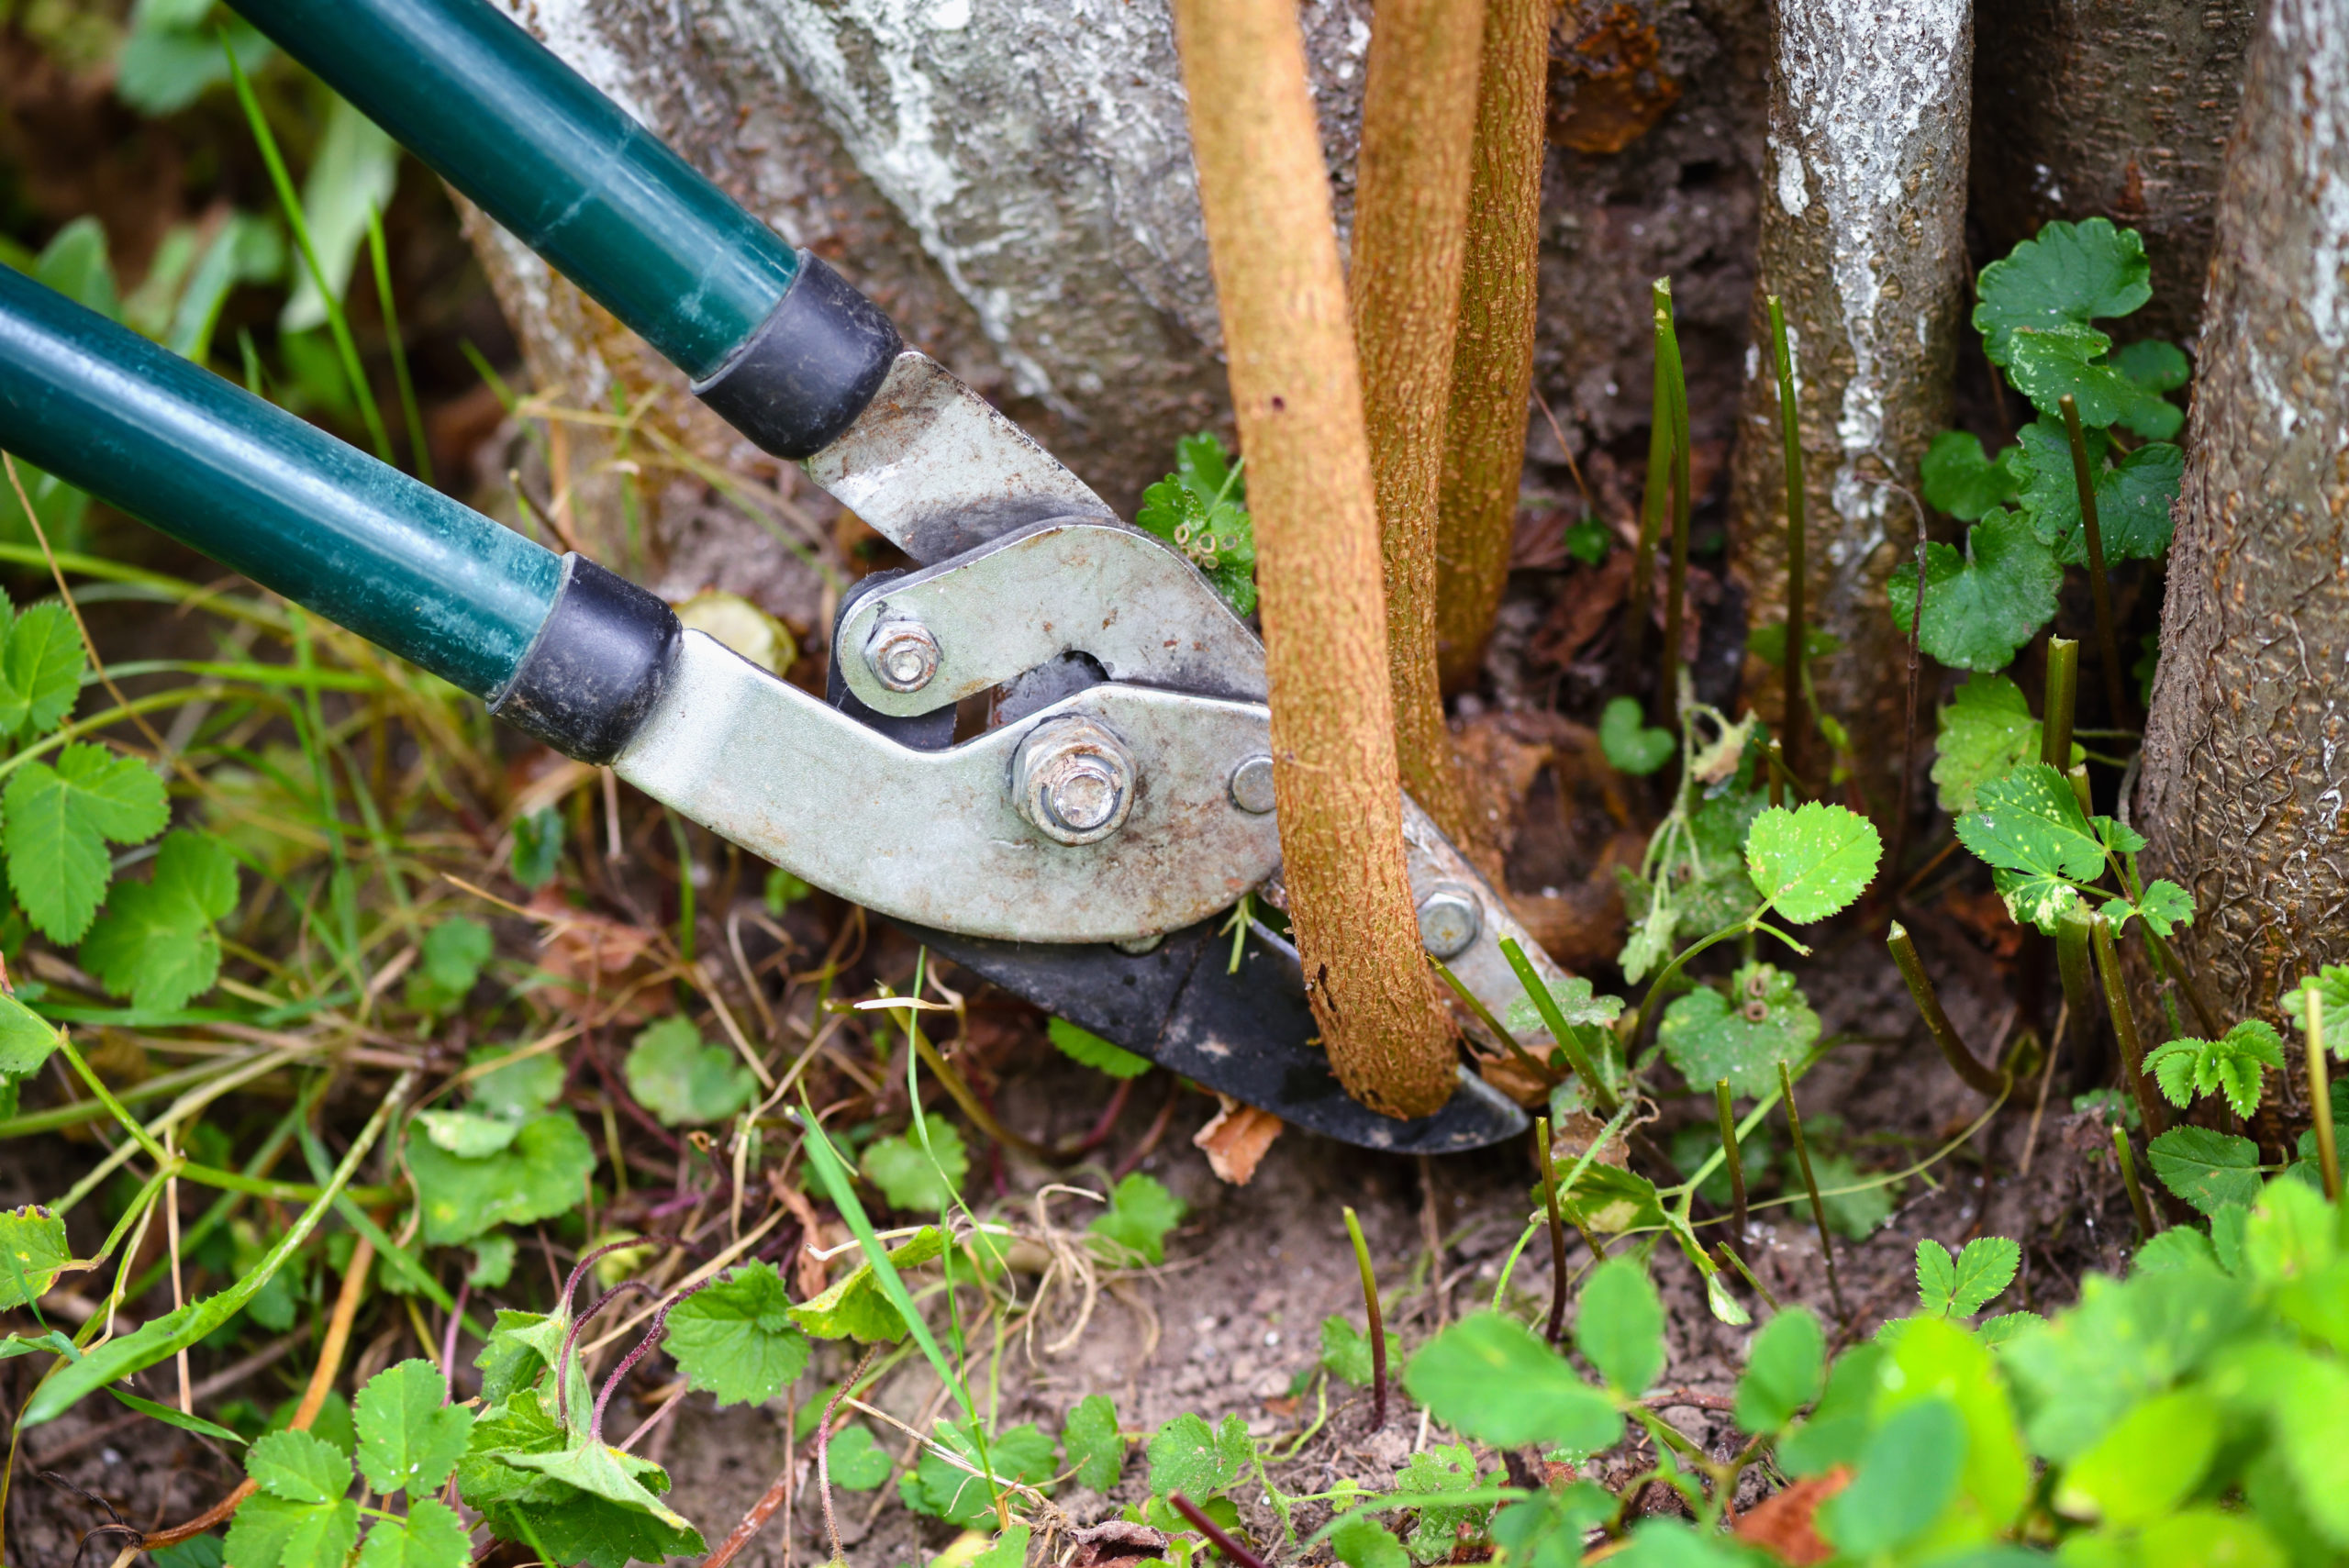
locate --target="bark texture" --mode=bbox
[1433,0,1551,692]
[2136,0,2349,1025]
[1726,0,1973,815]
[1972,0,2257,343]
[1351,0,1486,848]
[1174,0,1458,1120]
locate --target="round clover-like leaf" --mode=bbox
[1744,802,1881,923]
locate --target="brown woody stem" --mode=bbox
[1888,923,2009,1095]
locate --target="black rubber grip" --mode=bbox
[492,553,680,763]
[693,251,902,460]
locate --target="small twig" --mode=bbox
[2306,984,2339,1202]
[1887,924,2008,1096]
[1776,1062,1846,1326]
[2058,397,2130,729]
[1170,1493,1268,1568]
[1713,1081,1747,1260]
[1536,1119,1568,1346]
[2112,1124,2158,1240]
[1341,1207,1386,1429]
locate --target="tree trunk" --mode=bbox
[1432,0,1550,694]
[1971,0,2258,343]
[1351,0,1485,851]
[2135,0,2349,1027]
[1726,0,1973,817]
[1174,0,1460,1120]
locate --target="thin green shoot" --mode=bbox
[1777,1060,1847,1324]
[1430,953,1557,1086]
[1499,937,1617,1114]
[2111,1123,2157,1240]
[1625,283,1675,684]
[1768,294,1806,786]
[364,207,432,487]
[1887,922,2008,1096]
[2306,983,2339,1203]
[2059,395,2129,728]
[1712,1079,1747,1257]
[2091,915,2165,1136]
[2042,637,2079,771]
[1656,281,1693,720]
[1341,1205,1387,1427]
[668,811,697,968]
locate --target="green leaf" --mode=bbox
[1888,508,2062,672]
[1487,1485,1614,1568]
[2114,338,2190,393]
[1745,624,1841,670]
[1918,1240,1959,1312]
[1402,1312,1620,1452]
[501,1441,702,1546]
[280,99,401,335]
[1743,801,1881,922]
[1502,974,1625,1040]
[662,1262,809,1406]
[1598,696,1674,776]
[117,6,275,116]
[1136,431,1256,617]
[249,1428,354,1505]
[1319,1315,1373,1385]
[225,1495,359,1568]
[81,829,239,1010]
[1551,1162,1667,1237]
[860,1122,968,1212]
[2053,1388,2220,1528]
[466,1044,563,1118]
[510,808,564,893]
[973,1526,1032,1568]
[1732,1307,1823,1434]
[2146,1126,2263,1215]
[1918,1237,2020,1318]
[1800,1151,1897,1240]
[415,1110,520,1159]
[355,1360,473,1496]
[1659,962,1819,1098]
[106,1386,248,1444]
[1976,1311,2044,1347]
[352,1497,470,1568]
[3,742,171,942]
[1920,431,2023,520]
[0,602,84,740]
[625,1018,756,1127]
[0,994,58,1081]
[2144,1020,2283,1118]
[1564,517,1612,566]
[1089,1173,1186,1266]
[1932,674,2047,815]
[1063,1394,1124,1492]
[406,918,491,1015]
[1974,217,2152,365]
[1330,1515,1409,1568]
[468,1237,517,1290]
[1777,1343,1882,1477]
[32,217,119,319]
[1818,1396,1966,1555]
[2101,878,2196,940]
[2006,323,2175,428]
[1394,1445,1490,1564]
[0,1206,69,1308]
[2013,417,2182,563]
[787,1226,944,1342]
[1957,762,2106,894]
[2002,1270,2249,1458]
[824,1425,894,1491]
[2281,967,2349,1042]
[1047,1018,1150,1078]
[1146,1411,1252,1498]
[1575,1257,1663,1394]
[407,1111,596,1246]
[899,1420,1054,1524]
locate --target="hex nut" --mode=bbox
[1228,753,1277,814]
[1013,717,1137,846]
[1416,884,1482,960]
[865,617,941,693]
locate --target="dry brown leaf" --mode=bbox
[1734,1467,1852,1565]
[1550,1108,1629,1169]
[1193,1095,1284,1185]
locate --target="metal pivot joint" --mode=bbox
[864,617,941,694]
[1012,717,1137,845]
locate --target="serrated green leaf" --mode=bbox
[1889,508,2061,672]
[1063,1394,1124,1492]
[81,828,239,1010]
[2012,417,2182,564]
[899,1419,1056,1525]
[1502,974,1625,1041]
[1920,431,2023,520]
[408,1111,596,1246]
[1932,674,2046,815]
[1975,217,2152,365]
[1575,1257,1663,1394]
[4,742,170,941]
[1319,1315,1373,1385]
[2145,1020,2284,1118]
[225,1494,359,1568]
[1734,1307,1823,1434]
[823,1425,893,1490]
[1659,962,1819,1098]
[2146,1126,2263,1216]
[0,1205,68,1309]
[1957,762,2106,888]
[0,602,83,740]
[662,1262,809,1406]
[787,1227,944,1342]
[1330,1514,1409,1568]
[406,918,491,1016]
[1137,431,1255,617]
[1598,696,1673,776]
[2007,323,2176,429]
[352,1497,469,1568]
[0,993,57,1082]
[2102,878,2194,940]
[355,1360,473,1496]
[1976,1311,2043,1348]
[249,1428,353,1505]
[1946,1237,2021,1317]
[860,1122,967,1212]
[1402,1312,1620,1452]
[502,1442,701,1545]
[1915,1239,1958,1316]
[1047,1017,1150,1078]
[1146,1411,1252,1499]
[624,1017,755,1127]
[1744,802,1881,922]
[2282,967,2349,1043]
[1395,1445,1489,1564]
[1089,1173,1185,1266]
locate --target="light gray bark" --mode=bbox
[2136,0,2349,1025]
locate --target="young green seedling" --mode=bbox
[1341,1206,1387,1429]
[1777,1060,1847,1325]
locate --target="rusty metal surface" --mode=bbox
[617,629,1279,941]
[805,350,1115,562]
[835,519,1268,716]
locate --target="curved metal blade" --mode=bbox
[898,916,1531,1152]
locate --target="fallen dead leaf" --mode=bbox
[1734,1467,1853,1565]
[1550,1108,1629,1169]
[1194,1095,1284,1185]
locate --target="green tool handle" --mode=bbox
[0,263,561,699]
[224,0,797,384]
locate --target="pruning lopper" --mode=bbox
[0,0,1569,1151]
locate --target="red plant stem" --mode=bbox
[1170,1494,1269,1568]
[591,1277,714,1443]
[1536,1118,1568,1346]
[556,1277,656,1432]
[1342,1206,1387,1427]
[1058,1076,1135,1158]
[1111,1073,1181,1180]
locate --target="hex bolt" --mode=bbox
[1228,753,1277,814]
[1013,717,1137,846]
[864,617,942,694]
[1416,884,1482,960]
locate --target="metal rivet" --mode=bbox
[1416,884,1482,960]
[1013,717,1137,846]
[865,617,941,693]
[1228,753,1276,814]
